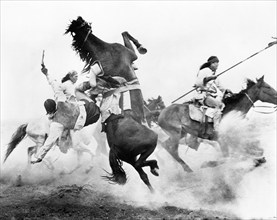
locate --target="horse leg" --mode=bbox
[134,166,154,193]
[161,137,193,173]
[185,134,201,151]
[133,143,159,175]
[27,146,37,166]
[122,31,147,54]
[140,160,159,176]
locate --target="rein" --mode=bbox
[244,93,277,114]
[81,28,92,49]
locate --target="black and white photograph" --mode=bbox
[1,1,276,219]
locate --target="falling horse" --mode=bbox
[3,117,96,174]
[65,16,159,191]
[158,76,277,172]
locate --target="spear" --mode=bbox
[172,38,277,103]
[41,50,45,68]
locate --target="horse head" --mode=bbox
[223,76,277,114]
[145,96,166,126]
[146,96,165,111]
[65,16,91,37]
[65,16,138,82]
[65,16,97,69]
[255,75,277,105]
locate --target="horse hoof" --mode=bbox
[138,46,147,54]
[151,168,159,176]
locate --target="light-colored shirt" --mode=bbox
[60,80,76,101]
[195,67,225,98]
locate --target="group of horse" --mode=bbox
[3,16,277,192]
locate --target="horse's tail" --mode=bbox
[3,123,28,163]
[102,148,127,185]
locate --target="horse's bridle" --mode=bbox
[81,27,92,49]
[244,93,277,114]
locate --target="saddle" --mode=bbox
[188,104,214,123]
[188,103,218,139]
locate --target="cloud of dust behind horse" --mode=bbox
[0,120,105,185]
[1,113,275,219]
[102,111,276,219]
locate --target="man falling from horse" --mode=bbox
[31,65,101,163]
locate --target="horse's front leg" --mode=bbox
[122,31,147,54]
[161,135,193,173]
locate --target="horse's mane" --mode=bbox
[223,78,256,105]
[65,17,95,65]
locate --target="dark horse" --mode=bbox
[65,16,159,191]
[158,76,277,172]
[144,96,166,127]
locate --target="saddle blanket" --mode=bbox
[188,104,215,123]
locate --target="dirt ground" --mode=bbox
[0,150,239,220]
[0,181,237,220]
[1,115,276,220]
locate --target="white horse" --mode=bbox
[3,115,105,174]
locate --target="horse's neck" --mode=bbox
[130,90,146,123]
[223,88,258,115]
[87,34,109,56]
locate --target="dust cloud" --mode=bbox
[0,110,276,219]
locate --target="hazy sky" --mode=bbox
[1,1,276,121]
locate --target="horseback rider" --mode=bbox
[75,61,127,132]
[194,56,232,130]
[44,70,78,119]
[31,66,100,163]
[60,70,79,102]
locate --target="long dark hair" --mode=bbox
[199,62,211,70]
[199,56,219,70]
[61,73,71,83]
[61,70,77,83]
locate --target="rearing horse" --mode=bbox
[158,76,277,172]
[65,16,159,191]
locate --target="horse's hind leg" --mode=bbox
[141,160,159,176]
[134,166,154,193]
[162,137,193,173]
[122,31,147,54]
[133,143,159,176]
[27,146,37,165]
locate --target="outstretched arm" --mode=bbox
[41,66,66,102]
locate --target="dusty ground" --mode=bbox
[1,115,276,220]
[0,149,239,220]
[0,180,237,220]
